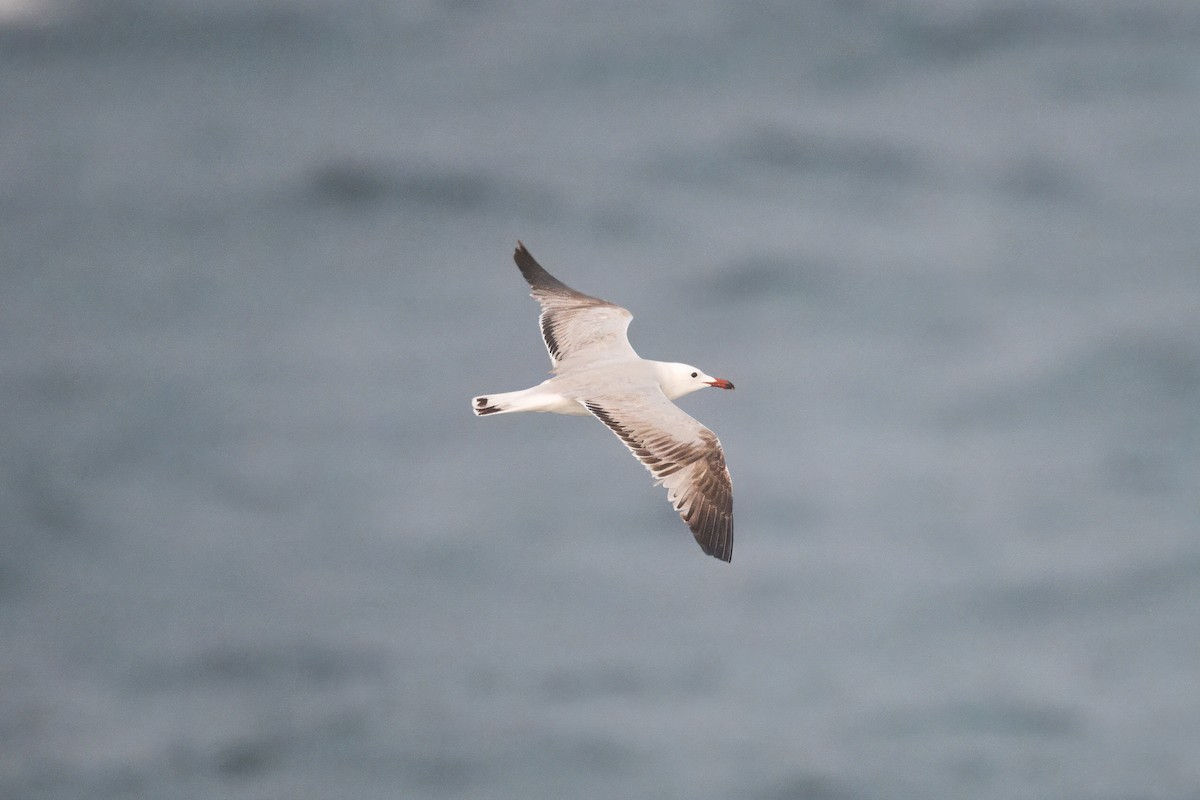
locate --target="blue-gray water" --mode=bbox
[2,1,1199,798]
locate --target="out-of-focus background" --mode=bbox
[2,1,1198,798]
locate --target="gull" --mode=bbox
[472,242,736,562]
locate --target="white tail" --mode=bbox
[471,385,589,417]
[471,388,540,416]
[472,392,505,416]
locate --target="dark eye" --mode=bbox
[690,372,698,378]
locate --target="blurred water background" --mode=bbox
[2,0,1199,798]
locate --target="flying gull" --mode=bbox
[472,242,735,562]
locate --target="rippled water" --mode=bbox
[2,1,1199,798]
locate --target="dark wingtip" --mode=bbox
[513,240,539,276]
[700,542,732,562]
[694,521,733,562]
[512,241,577,295]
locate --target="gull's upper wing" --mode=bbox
[583,389,733,562]
[513,242,638,370]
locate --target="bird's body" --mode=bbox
[472,243,736,562]
[475,358,715,416]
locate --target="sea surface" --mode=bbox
[2,1,1199,798]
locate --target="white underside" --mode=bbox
[475,358,706,418]
[477,380,592,416]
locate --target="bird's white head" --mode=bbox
[656,362,735,401]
